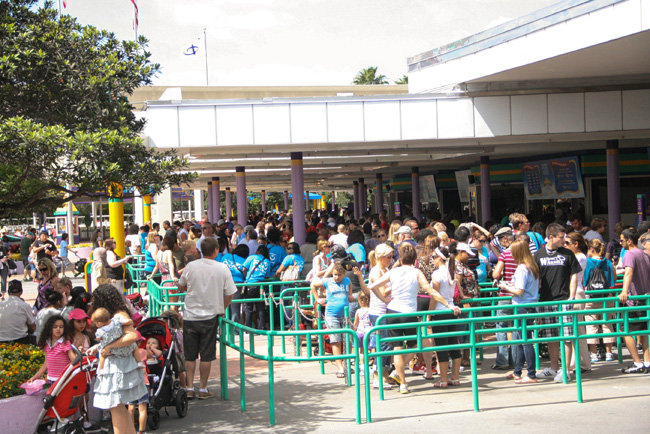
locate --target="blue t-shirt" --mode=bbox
[139,232,148,252]
[60,240,68,257]
[394,239,417,261]
[512,264,539,304]
[346,243,366,263]
[477,245,488,283]
[267,243,287,274]
[323,276,351,317]
[281,254,305,274]
[243,255,272,283]
[220,253,247,283]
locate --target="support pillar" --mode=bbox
[143,194,151,225]
[353,181,359,219]
[157,186,173,225]
[284,191,289,212]
[291,152,306,245]
[412,168,421,220]
[480,156,492,225]
[91,202,97,229]
[212,177,221,222]
[207,182,213,223]
[607,140,620,241]
[236,167,247,226]
[225,187,232,221]
[108,183,125,258]
[358,178,365,217]
[134,189,144,226]
[306,190,310,211]
[376,173,384,214]
[261,190,267,214]
[193,189,203,222]
[331,191,336,214]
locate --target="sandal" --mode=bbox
[515,377,538,384]
[461,360,471,367]
[506,373,522,380]
[432,381,448,388]
[448,379,461,386]
[336,371,346,378]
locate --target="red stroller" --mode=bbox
[33,348,98,434]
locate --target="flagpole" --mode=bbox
[57,0,62,18]
[204,28,209,86]
[134,4,138,40]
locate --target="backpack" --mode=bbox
[585,266,608,292]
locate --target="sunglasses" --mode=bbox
[202,227,211,230]
[38,268,48,272]
[478,238,488,243]
[377,234,386,238]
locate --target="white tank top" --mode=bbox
[386,266,419,313]
[368,265,389,316]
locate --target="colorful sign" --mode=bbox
[455,170,472,203]
[419,175,439,203]
[522,156,584,200]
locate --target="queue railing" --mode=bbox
[361,293,650,423]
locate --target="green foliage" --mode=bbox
[353,66,389,85]
[248,191,286,214]
[0,0,195,219]
[395,74,408,85]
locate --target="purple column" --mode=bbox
[283,191,289,212]
[306,190,310,211]
[331,191,336,214]
[607,140,620,241]
[261,190,267,214]
[358,178,365,217]
[207,181,213,223]
[411,168,421,220]
[352,181,359,219]
[291,152,306,245]
[480,156,492,225]
[212,177,221,222]
[236,167,247,226]
[376,173,384,214]
[225,187,232,221]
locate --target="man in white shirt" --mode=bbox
[0,281,35,344]
[329,224,349,249]
[195,222,218,258]
[177,237,236,399]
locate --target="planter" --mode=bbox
[0,389,45,434]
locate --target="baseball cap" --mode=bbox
[330,244,347,259]
[495,227,513,238]
[217,219,226,226]
[68,308,89,321]
[456,243,476,256]
[395,226,412,235]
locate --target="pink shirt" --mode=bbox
[45,338,73,381]
[498,249,517,296]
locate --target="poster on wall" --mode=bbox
[419,175,439,203]
[522,156,585,200]
[455,170,472,203]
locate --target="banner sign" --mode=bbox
[419,175,439,203]
[522,156,584,200]
[455,170,472,203]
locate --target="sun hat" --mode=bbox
[68,308,89,321]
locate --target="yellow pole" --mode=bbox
[143,194,151,224]
[108,183,125,258]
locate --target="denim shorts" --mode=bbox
[324,316,345,343]
[127,391,150,405]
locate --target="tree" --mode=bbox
[352,66,389,85]
[395,75,408,85]
[0,0,195,219]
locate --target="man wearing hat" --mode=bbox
[394,226,417,261]
[491,227,516,370]
[0,281,35,344]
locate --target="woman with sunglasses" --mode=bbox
[35,258,60,311]
[308,240,333,283]
[470,230,491,283]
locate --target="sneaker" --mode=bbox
[186,389,195,399]
[590,353,599,363]
[83,423,103,433]
[411,362,427,373]
[399,384,410,394]
[373,380,393,390]
[198,390,215,399]
[554,370,572,383]
[535,367,558,379]
[388,370,403,385]
[621,363,645,374]
[605,353,614,362]
[423,366,438,377]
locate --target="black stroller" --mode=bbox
[136,317,188,430]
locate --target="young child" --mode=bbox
[146,337,163,363]
[67,308,92,352]
[161,310,188,395]
[353,293,372,371]
[128,332,149,434]
[91,307,140,373]
[29,315,76,384]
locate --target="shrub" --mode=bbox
[0,343,45,399]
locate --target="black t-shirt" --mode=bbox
[534,246,582,301]
[32,239,56,261]
[165,228,177,240]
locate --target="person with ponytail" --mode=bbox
[498,239,540,384]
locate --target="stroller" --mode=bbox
[136,317,188,431]
[34,348,98,434]
[73,258,87,277]
[311,302,334,356]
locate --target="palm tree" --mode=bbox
[353,66,389,85]
[395,75,408,85]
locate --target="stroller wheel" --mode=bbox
[175,390,188,418]
[147,409,161,431]
[63,422,86,434]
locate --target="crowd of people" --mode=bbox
[0,204,648,430]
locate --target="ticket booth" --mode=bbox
[53,204,80,244]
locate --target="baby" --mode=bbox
[91,307,141,372]
[146,337,163,364]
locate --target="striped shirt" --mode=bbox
[498,249,517,296]
[45,338,73,381]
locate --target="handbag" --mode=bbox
[7,258,17,270]
[280,257,300,281]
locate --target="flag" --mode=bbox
[131,0,139,31]
[183,35,203,56]
[63,0,68,8]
